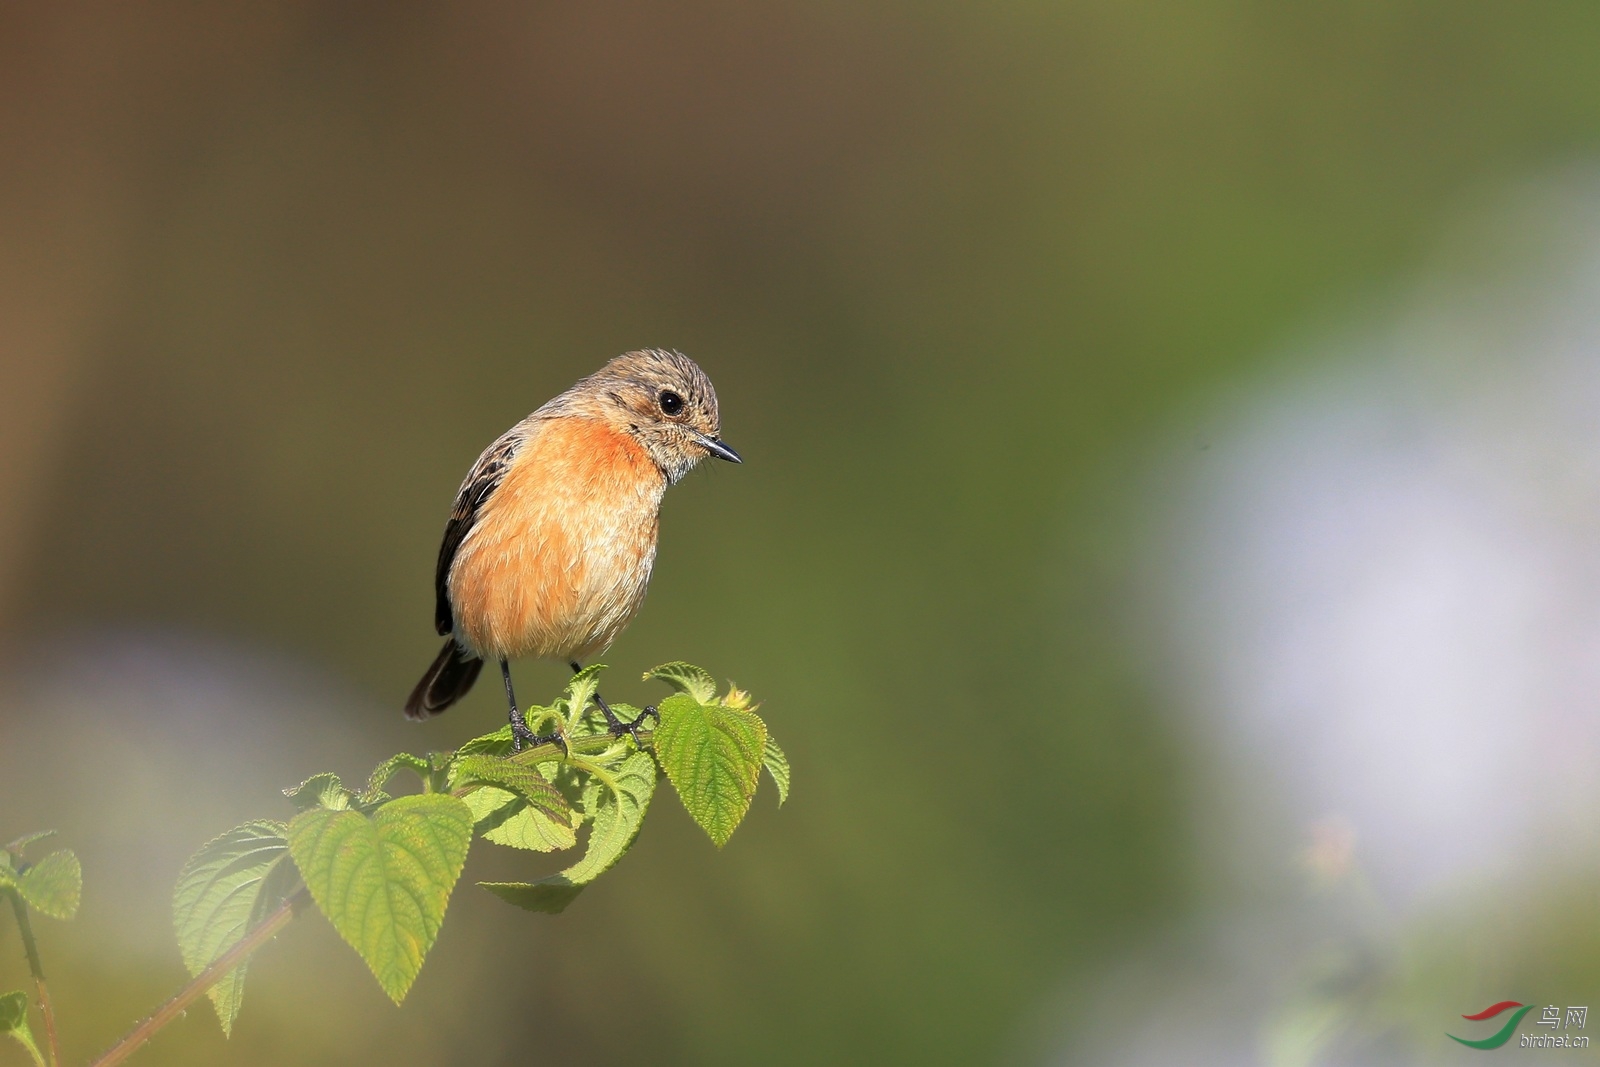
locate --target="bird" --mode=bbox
[404,348,741,748]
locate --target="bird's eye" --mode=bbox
[658,390,685,416]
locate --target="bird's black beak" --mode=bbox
[695,433,742,463]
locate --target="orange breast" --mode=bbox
[447,417,666,661]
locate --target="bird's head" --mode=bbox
[564,348,740,484]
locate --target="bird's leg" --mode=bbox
[571,661,655,744]
[503,659,564,753]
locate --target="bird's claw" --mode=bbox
[509,718,538,753]
[512,725,568,756]
[509,707,567,755]
[607,704,659,747]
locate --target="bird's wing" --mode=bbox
[433,425,530,635]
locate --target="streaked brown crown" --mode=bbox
[544,349,727,483]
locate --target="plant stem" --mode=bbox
[88,725,644,1066]
[506,727,652,768]
[7,890,59,1067]
[88,885,309,1067]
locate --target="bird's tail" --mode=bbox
[404,640,483,720]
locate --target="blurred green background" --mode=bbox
[5,3,1600,1064]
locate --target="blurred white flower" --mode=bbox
[1042,178,1600,1066]
[1168,186,1600,902]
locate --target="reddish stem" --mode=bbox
[87,886,308,1067]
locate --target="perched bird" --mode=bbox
[404,349,740,747]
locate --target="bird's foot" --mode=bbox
[509,715,538,753]
[511,724,569,756]
[509,706,567,755]
[606,703,659,746]
[531,730,569,756]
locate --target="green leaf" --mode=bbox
[653,693,767,847]
[457,725,516,758]
[478,750,656,913]
[463,788,577,852]
[643,661,718,704]
[17,850,80,920]
[2,832,55,857]
[562,751,657,882]
[448,755,569,821]
[762,735,791,807]
[479,881,584,915]
[362,753,432,803]
[609,702,644,721]
[576,701,649,736]
[283,773,352,812]
[0,991,44,1067]
[172,821,297,1034]
[457,711,562,755]
[452,754,576,852]
[458,787,514,827]
[561,663,607,727]
[287,794,473,1003]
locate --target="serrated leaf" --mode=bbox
[172,821,297,1034]
[561,751,656,882]
[561,663,607,727]
[479,750,656,913]
[453,756,576,853]
[654,694,766,847]
[479,882,584,914]
[643,661,718,703]
[762,735,790,807]
[448,755,569,820]
[457,725,516,757]
[459,786,516,826]
[463,788,578,851]
[0,991,43,1067]
[283,773,351,812]
[288,794,473,1003]
[17,850,80,920]
[3,832,55,857]
[363,753,432,803]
